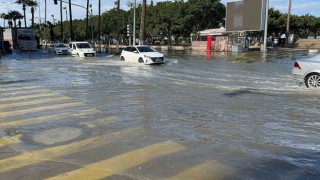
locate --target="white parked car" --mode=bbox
[120,45,165,65]
[292,54,320,88]
[48,43,69,55]
[68,41,96,57]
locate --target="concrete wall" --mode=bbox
[295,39,320,49]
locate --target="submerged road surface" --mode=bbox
[0,50,319,179]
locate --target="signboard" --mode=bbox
[226,0,267,32]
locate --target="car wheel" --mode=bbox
[120,56,125,61]
[305,73,320,88]
[77,53,80,57]
[138,57,144,63]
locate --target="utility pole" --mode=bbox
[45,0,47,48]
[68,0,73,41]
[60,0,63,42]
[98,0,101,52]
[86,0,89,40]
[286,0,292,47]
[133,0,136,46]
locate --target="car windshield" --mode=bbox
[76,43,91,49]
[137,46,155,52]
[55,44,66,47]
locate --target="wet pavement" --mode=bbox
[0,49,319,179]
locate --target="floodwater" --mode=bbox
[0,49,319,179]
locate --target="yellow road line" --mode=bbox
[0,86,41,92]
[0,102,82,118]
[79,117,120,128]
[46,141,185,180]
[0,127,144,173]
[0,92,59,102]
[0,109,101,128]
[168,161,234,180]
[0,96,71,110]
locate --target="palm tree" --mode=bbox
[139,0,146,45]
[26,0,38,28]
[16,0,27,27]
[8,11,24,28]
[0,13,7,27]
[22,0,27,27]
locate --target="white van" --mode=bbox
[68,41,96,57]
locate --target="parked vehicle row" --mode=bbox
[48,41,96,57]
[47,42,165,65]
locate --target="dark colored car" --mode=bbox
[0,41,13,54]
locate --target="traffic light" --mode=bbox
[127,24,131,37]
[54,0,57,5]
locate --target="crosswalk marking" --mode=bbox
[0,92,59,102]
[0,86,41,92]
[0,102,82,118]
[168,161,234,180]
[79,117,120,128]
[0,134,22,147]
[1,88,52,96]
[0,96,71,110]
[46,141,185,180]
[0,109,101,128]
[0,127,144,173]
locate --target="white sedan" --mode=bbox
[292,54,320,88]
[120,45,165,65]
[48,43,69,55]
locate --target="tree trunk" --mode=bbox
[23,1,26,27]
[31,8,34,28]
[139,0,146,45]
[116,0,120,51]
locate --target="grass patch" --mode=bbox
[234,56,254,63]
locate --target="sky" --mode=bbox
[0,0,320,28]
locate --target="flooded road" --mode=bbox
[0,50,319,179]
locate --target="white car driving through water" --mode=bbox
[120,45,165,65]
[68,41,96,57]
[48,43,69,55]
[292,54,320,88]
